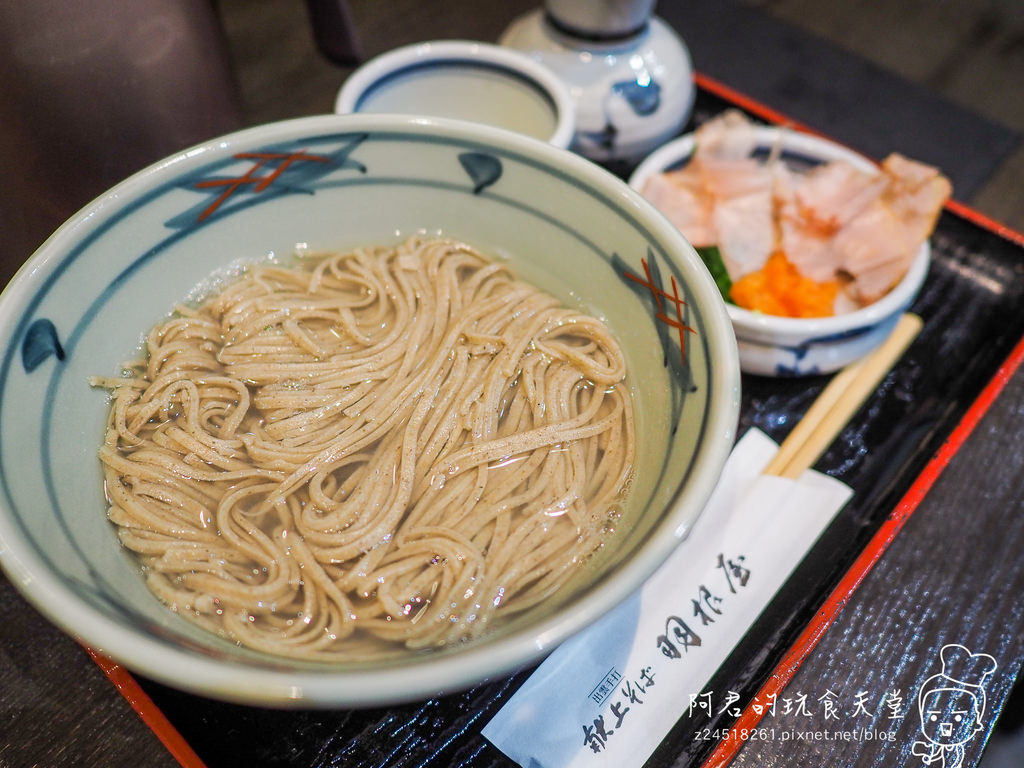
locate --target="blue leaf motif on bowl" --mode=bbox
[458,152,503,194]
[21,318,65,373]
[614,247,697,431]
[166,132,370,229]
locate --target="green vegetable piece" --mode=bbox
[695,245,734,304]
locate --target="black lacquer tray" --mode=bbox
[131,84,1024,768]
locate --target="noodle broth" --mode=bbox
[94,237,637,661]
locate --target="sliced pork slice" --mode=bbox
[641,169,716,246]
[792,160,888,230]
[713,185,775,279]
[694,109,762,160]
[693,127,776,278]
[831,202,909,303]
[882,154,952,251]
[775,163,837,283]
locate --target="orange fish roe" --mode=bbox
[730,251,839,318]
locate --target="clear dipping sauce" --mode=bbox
[353,62,559,142]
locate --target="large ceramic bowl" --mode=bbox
[629,127,931,376]
[0,114,739,707]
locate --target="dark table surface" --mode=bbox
[1,3,1022,768]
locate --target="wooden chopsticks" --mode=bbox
[762,313,924,479]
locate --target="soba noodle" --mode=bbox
[94,237,635,660]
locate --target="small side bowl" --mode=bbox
[629,127,930,377]
[335,40,575,149]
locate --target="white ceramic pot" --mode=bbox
[500,7,695,165]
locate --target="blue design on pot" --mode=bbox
[612,77,661,116]
[578,77,662,154]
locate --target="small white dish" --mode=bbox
[629,126,931,377]
[335,40,575,149]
